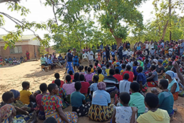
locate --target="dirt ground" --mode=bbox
[0,60,184,123]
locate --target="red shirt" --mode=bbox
[122,71,134,82]
[113,74,123,82]
[80,82,90,94]
[52,80,64,88]
[70,75,74,80]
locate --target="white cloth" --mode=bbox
[95,52,98,59]
[122,50,127,55]
[82,53,88,59]
[146,44,149,49]
[115,106,132,123]
[169,48,173,55]
[88,51,94,60]
[119,80,131,93]
[127,51,133,56]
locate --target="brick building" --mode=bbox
[0,35,40,60]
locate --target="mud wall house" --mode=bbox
[0,35,40,60]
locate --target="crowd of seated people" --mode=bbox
[0,55,27,66]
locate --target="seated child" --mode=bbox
[113,68,123,82]
[119,73,131,93]
[105,64,110,76]
[136,66,147,92]
[71,82,90,116]
[69,70,74,80]
[52,73,64,88]
[36,83,48,120]
[63,75,76,103]
[137,93,170,123]
[55,80,69,109]
[84,66,88,74]
[92,68,104,82]
[78,66,85,75]
[120,64,126,75]
[79,74,90,95]
[112,92,138,123]
[90,75,99,95]
[158,79,174,117]
[129,82,145,117]
[90,65,94,73]
[20,81,35,105]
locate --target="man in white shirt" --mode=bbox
[82,52,88,62]
[145,41,149,55]
[88,48,94,65]
[168,47,173,56]
[127,49,133,57]
[122,49,127,60]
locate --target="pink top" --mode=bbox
[36,93,49,111]
[63,82,76,95]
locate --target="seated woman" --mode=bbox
[63,75,76,103]
[71,82,91,116]
[0,104,17,123]
[55,80,69,109]
[156,59,165,77]
[90,75,99,95]
[158,79,174,118]
[88,82,114,122]
[147,65,158,87]
[165,71,180,101]
[13,57,17,65]
[36,83,48,120]
[1,91,27,123]
[58,54,65,66]
[41,83,78,123]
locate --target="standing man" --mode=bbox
[88,48,94,65]
[145,41,149,56]
[105,45,110,61]
[180,40,184,56]
[67,49,74,73]
[26,51,30,60]
[100,43,103,50]
[118,43,123,60]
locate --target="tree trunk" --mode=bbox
[161,0,171,40]
[109,28,122,48]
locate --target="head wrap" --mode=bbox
[116,62,120,66]
[10,89,20,99]
[0,104,16,120]
[153,59,158,65]
[166,70,175,79]
[97,82,106,90]
[158,59,163,64]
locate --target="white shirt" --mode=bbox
[146,44,149,49]
[95,52,98,59]
[169,48,173,54]
[119,80,131,93]
[127,51,133,56]
[82,53,88,59]
[88,51,94,60]
[115,106,132,123]
[122,50,127,55]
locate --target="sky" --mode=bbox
[0,0,154,45]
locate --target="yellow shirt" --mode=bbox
[120,70,124,75]
[20,90,32,104]
[92,74,104,82]
[105,69,110,76]
[137,109,170,123]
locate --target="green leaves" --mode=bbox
[0,15,5,26]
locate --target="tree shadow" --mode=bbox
[23,67,65,78]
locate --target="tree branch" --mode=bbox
[0,27,11,32]
[0,0,19,3]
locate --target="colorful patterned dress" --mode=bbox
[58,88,69,109]
[41,95,78,123]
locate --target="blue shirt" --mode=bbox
[167,79,180,92]
[47,59,53,64]
[100,45,103,49]
[158,91,174,114]
[90,83,98,92]
[144,63,151,72]
[137,72,146,85]
[71,91,85,107]
[137,46,141,51]
[115,66,122,73]
[133,66,138,76]
[111,51,115,55]
[92,90,111,106]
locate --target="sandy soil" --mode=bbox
[0,60,184,123]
